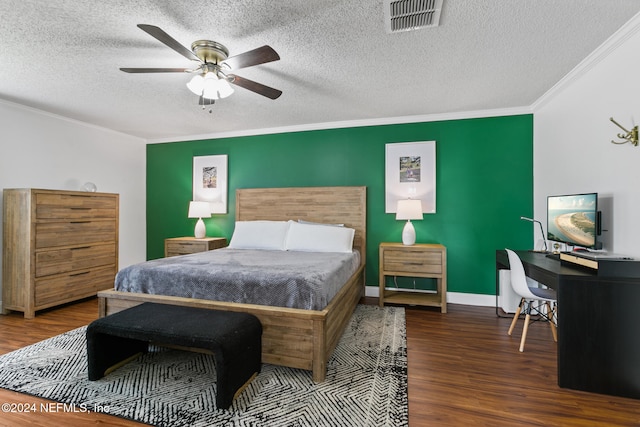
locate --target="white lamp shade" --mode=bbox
[217,78,234,98]
[201,72,220,100]
[187,72,234,100]
[396,199,423,220]
[188,201,211,218]
[186,74,205,96]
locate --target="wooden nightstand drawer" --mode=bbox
[164,237,227,257]
[383,248,443,275]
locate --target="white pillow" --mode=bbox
[228,220,290,250]
[285,220,355,253]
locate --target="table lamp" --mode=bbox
[188,201,211,239]
[396,199,423,245]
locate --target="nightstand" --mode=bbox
[164,237,227,257]
[379,242,447,313]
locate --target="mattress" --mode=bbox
[114,248,361,310]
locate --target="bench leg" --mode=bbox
[212,339,261,409]
[86,332,148,381]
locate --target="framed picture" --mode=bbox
[385,141,436,213]
[193,154,228,214]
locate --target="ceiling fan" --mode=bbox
[120,24,282,106]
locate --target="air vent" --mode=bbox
[384,0,443,34]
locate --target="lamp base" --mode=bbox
[402,220,416,246]
[194,218,206,239]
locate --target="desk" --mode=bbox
[496,250,640,399]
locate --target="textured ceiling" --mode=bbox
[1,1,639,141]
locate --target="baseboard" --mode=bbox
[365,286,496,308]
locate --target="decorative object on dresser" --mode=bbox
[164,237,227,257]
[187,200,211,238]
[379,242,447,313]
[396,199,423,245]
[2,188,119,318]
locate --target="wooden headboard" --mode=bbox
[236,186,367,264]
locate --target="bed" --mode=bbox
[97,186,367,382]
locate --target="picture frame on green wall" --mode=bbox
[385,141,436,213]
[193,154,228,214]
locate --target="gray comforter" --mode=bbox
[114,248,361,310]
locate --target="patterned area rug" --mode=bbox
[0,305,407,426]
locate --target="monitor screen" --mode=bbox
[547,193,598,249]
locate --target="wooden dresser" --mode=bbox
[2,189,119,318]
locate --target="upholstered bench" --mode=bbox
[86,302,262,409]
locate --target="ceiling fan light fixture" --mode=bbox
[122,25,281,103]
[217,78,234,99]
[201,72,220,100]
[186,74,205,96]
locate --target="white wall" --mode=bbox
[533,14,640,257]
[0,100,147,302]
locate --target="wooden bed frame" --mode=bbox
[97,186,367,382]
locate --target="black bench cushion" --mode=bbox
[87,303,262,409]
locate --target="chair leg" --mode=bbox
[546,301,558,342]
[508,298,524,336]
[519,312,531,352]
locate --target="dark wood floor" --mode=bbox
[1,298,639,426]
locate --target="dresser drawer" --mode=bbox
[383,248,443,274]
[35,243,117,277]
[34,266,116,306]
[36,193,117,220]
[35,221,116,249]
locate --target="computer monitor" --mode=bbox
[547,193,598,249]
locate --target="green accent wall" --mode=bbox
[147,114,533,296]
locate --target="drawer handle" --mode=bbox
[71,246,91,250]
[70,207,91,210]
[69,271,90,277]
[404,262,425,266]
[70,221,91,224]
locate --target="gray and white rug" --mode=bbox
[0,305,407,426]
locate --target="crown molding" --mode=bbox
[532,11,640,111]
[147,106,533,144]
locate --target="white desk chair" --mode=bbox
[505,249,558,352]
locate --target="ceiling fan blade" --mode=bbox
[228,75,282,100]
[120,67,191,73]
[137,24,200,62]
[222,45,280,70]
